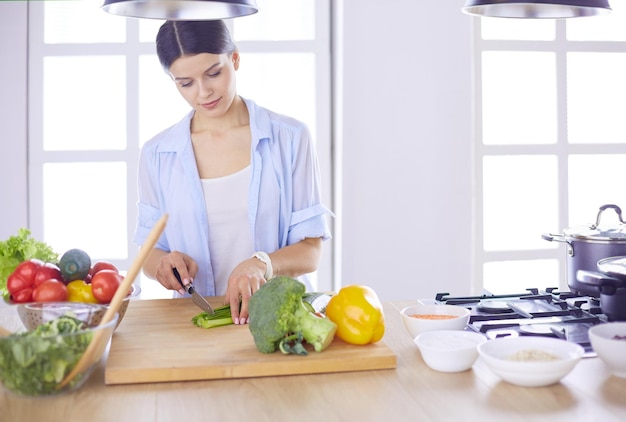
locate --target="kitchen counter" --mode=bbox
[1,300,625,422]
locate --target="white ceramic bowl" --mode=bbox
[477,337,584,387]
[400,304,470,339]
[588,322,626,378]
[414,330,487,372]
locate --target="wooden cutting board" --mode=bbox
[105,297,397,385]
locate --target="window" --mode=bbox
[28,0,333,296]
[474,6,626,294]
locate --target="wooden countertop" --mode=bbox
[1,299,626,422]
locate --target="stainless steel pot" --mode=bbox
[576,256,626,321]
[542,204,626,297]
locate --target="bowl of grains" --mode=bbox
[477,336,585,387]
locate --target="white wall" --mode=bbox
[0,1,474,301]
[336,0,474,300]
[0,2,28,240]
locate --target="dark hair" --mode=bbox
[156,20,237,71]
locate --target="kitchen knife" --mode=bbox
[173,267,215,315]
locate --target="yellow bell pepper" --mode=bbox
[66,280,98,303]
[325,285,385,345]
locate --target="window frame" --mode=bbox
[472,16,626,294]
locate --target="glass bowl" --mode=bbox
[0,306,118,396]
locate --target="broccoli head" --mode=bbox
[248,276,337,355]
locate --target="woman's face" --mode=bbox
[168,52,239,118]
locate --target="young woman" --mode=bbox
[134,20,332,324]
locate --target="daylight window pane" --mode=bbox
[138,55,191,145]
[43,56,126,151]
[237,53,316,138]
[43,162,128,260]
[568,155,626,226]
[483,155,558,251]
[482,52,556,145]
[567,1,626,41]
[44,0,125,44]
[139,19,165,43]
[567,53,626,144]
[234,0,315,41]
[484,260,560,294]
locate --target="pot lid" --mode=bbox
[564,224,626,241]
[563,204,626,241]
[597,256,626,277]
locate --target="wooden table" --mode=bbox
[1,300,625,422]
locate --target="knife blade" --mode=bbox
[173,267,215,314]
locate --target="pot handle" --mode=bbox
[541,233,566,242]
[576,270,621,295]
[590,204,625,229]
[541,233,574,257]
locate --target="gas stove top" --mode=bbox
[422,288,609,357]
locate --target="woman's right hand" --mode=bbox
[145,249,199,295]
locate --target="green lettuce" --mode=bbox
[0,315,91,395]
[0,228,59,300]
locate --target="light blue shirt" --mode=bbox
[133,97,333,295]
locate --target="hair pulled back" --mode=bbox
[156,20,237,72]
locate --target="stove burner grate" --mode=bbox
[433,287,606,357]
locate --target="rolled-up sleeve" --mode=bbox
[288,204,333,244]
[287,121,333,244]
[134,201,170,251]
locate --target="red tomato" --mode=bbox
[91,269,121,303]
[13,259,43,284]
[7,273,34,303]
[89,261,119,277]
[7,273,30,295]
[33,279,68,302]
[12,287,34,303]
[33,263,63,287]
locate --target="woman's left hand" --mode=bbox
[225,257,268,324]
[224,238,322,325]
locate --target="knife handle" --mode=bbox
[173,268,191,293]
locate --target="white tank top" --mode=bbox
[201,165,254,295]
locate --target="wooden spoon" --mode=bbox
[57,213,168,389]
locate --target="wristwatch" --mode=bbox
[252,251,273,280]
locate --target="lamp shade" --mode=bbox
[462,0,611,18]
[101,0,259,20]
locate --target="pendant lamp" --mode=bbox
[462,0,611,18]
[101,0,259,20]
